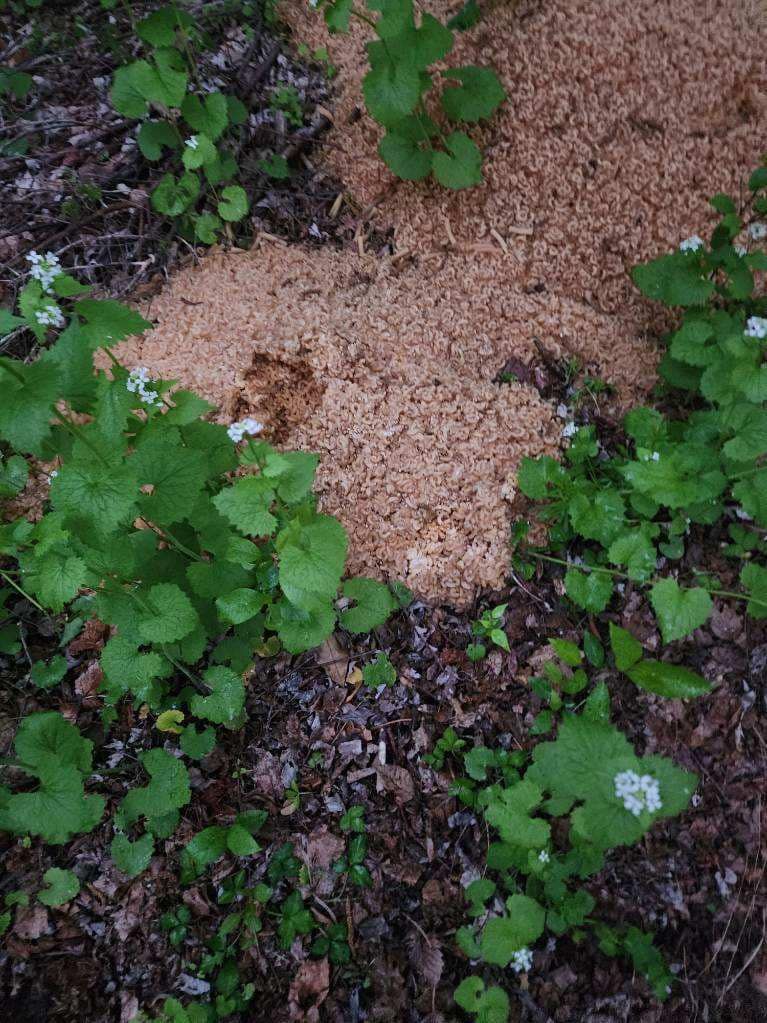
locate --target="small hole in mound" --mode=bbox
[241,352,325,444]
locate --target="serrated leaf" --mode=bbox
[741,562,767,619]
[484,780,551,848]
[632,254,715,307]
[627,660,711,699]
[607,527,657,582]
[441,66,505,123]
[569,489,625,545]
[480,895,545,965]
[379,128,433,180]
[111,833,154,877]
[182,132,217,171]
[213,475,276,536]
[278,515,348,605]
[101,635,166,700]
[181,91,229,141]
[227,823,260,857]
[152,171,200,217]
[180,725,216,760]
[38,867,80,906]
[267,594,336,653]
[0,455,28,497]
[30,655,68,690]
[190,666,245,725]
[516,455,565,498]
[432,131,482,189]
[156,709,185,734]
[137,6,193,47]
[24,552,88,613]
[362,60,421,128]
[138,583,199,644]
[216,587,267,625]
[564,568,613,612]
[649,578,712,643]
[262,450,318,503]
[116,748,190,829]
[608,623,643,671]
[137,120,180,160]
[73,299,152,347]
[180,825,228,881]
[132,434,208,525]
[193,212,222,244]
[0,358,60,453]
[339,577,397,633]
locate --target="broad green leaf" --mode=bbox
[516,455,565,499]
[137,6,193,47]
[156,709,185,734]
[484,780,550,848]
[101,635,167,699]
[193,212,222,244]
[0,455,28,497]
[132,434,208,525]
[549,639,581,666]
[632,254,715,307]
[741,562,767,619]
[608,623,642,671]
[180,725,216,760]
[722,408,767,462]
[137,120,180,160]
[480,895,545,965]
[111,833,154,877]
[182,132,217,171]
[278,515,348,605]
[213,476,276,537]
[152,171,200,217]
[73,299,152,347]
[181,92,229,141]
[362,652,397,688]
[325,0,353,32]
[627,660,711,699]
[649,578,712,643]
[190,666,245,725]
[0,358,60,453]
[38,867,80,906]
[362,60,421,128]
[227,823,260,857]
[432,131,482,189]
[138,583,199,644]
[30,655,68,690]
[441,66,505,123]
[216,587,267,625]
[379,128,433,180]
[454,977,509,1023]
[267,594,336,653]
[257,153,290,179]
[217,185,249,222]
[180,825,228,880]
[607,527,657,582]
[262,450,319,503]
[564,568,613,612]
[339,577,397,633]
[186,559,252,599]
[116,748,190,829]
[569,489,626,545]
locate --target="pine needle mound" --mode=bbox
[118,0,767,606]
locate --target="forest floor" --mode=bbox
[1,2,767,1023]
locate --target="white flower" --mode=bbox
[679,235,704,253]
[556,403,569,420]
[510,948,533,973]
[27,250,63,291]
[651,451,660,461]
[538,850,550,864]
[126,367,162,407]
[185,135,199,150]
[227,417,264,443]
[745,316,767,340]
[614,770,663,817]
[562,421,577,439]
[35,304,65,328]
[734,244,747,257]
[748,222,767,240]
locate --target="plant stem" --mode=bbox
[529,552,767,611]
[0,569,46,613]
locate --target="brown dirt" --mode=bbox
[117,0,767,607]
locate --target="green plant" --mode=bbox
[361,650,396,688]
[423,725,466,769]
[160,904,192,946]
[108,3,251,243]
[269,85,304,128]
[514,162,767,637]
[467,603,509,661]
[316,0,505,188]
[0,269,397,856]
[335,806,372,887]
[178,811,267,882]
[445,705,697,1015]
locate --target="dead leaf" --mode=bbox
[407,931,444,989]
[13,904,52,941]
[288,958,330,1022]
[74,659,104,702]
[375,763,414,804]
[305,826,345,870]
[317,634,352,687]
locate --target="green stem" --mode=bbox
[529,552,767,611]
[0,359,26,384]
[0,569,46,613]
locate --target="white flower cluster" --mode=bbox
[27,250,62,291]
[185,135,199,150]
[749,222,767,241]
[745,316,767,340]
[679,235,704,253]
[35,304,65,328]
[227,417,264,443]
[510,948,533,973]
[614,770,662,817]
[561,421,577,439]
[734,244,747,257]
[538,850,550,864]
[126,367,162,408]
